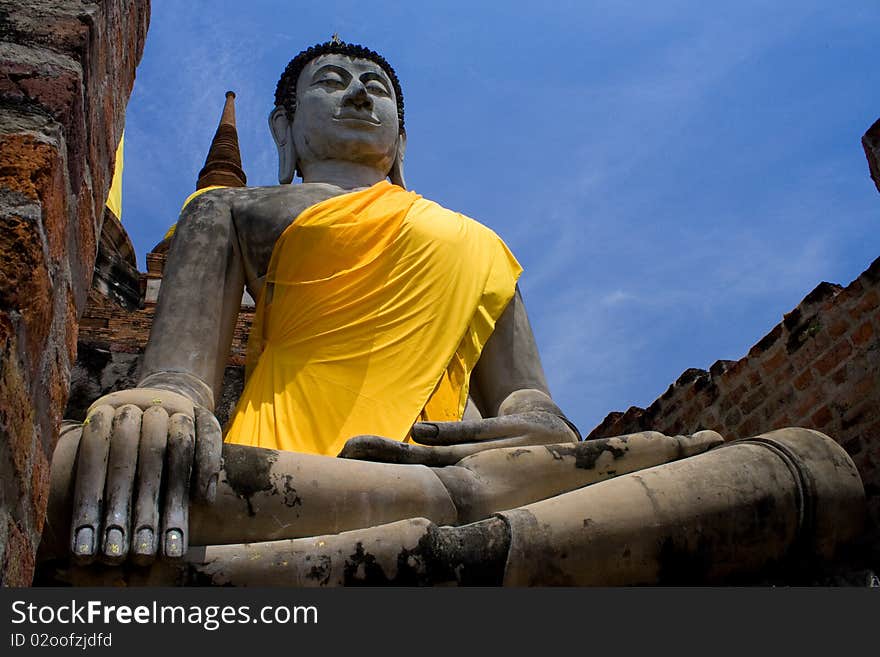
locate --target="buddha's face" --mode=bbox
[292,53,400,174]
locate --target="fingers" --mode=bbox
[70,405,114,565]
[194,407,222,503]
[131,406,168,565]
[70,390,214,566]
[100,404,142,564]
[162,413,195,558]
[338,435,455,467]
[411,415,533,445]
[87,388,194,417]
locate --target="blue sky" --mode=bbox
[121,1,879,435]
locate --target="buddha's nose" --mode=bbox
[343,82,372,111]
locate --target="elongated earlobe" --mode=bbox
[389,130,407,189]
[269,107,297,184]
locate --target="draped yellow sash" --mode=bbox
[224,180,522,456]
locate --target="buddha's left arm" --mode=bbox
[469,285,576,429]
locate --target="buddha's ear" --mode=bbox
[269,106,296,184]
[389,129,407,189]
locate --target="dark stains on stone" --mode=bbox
[634,475,661,517]
[279,474,302,508]
[657,534,713,585]
[306,554,332,586]
[183,563,234,587]
[341,518,511,586]
[542,444,575,462]
[407,517,509,586]
[342,541,390,585]
[507,448,532,460]
[753,493,776,524]
[573,438,628,470]
[546,446,565,460]
[221,445,278,517]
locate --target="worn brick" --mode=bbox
[810,405,833,429]
[791,329,833,372]
[737,415,761,439]
[843,401,876,432]
[770,414,792,430]
[728,383,747,406]
[851,321,874,347]
[794,390,823,421]
[762,388,795,422]
[853,373,877,397]
[741,388,766,415]
[814,340,853,376]
[793,368,813,391]
[852,289,879,317]
[760,348,787,376]
[831,364,848,385]
[748,324,782,357]
[724,407,742,428]
[828,318,850,338]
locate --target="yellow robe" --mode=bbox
[224,180,522,456]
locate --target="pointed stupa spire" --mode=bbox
[196,90,247,189]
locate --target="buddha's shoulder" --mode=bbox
[198,183,352,218]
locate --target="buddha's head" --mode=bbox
[270,40,406,187]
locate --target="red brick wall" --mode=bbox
[589,256,880,557]
[0,0,150,585]
[77,286,254,364]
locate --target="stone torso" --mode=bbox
[219,183,355,298]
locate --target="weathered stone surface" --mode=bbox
[0,0,150,585]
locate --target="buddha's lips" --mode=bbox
[334,111,381,125]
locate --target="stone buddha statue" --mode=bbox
[40,40,866,586]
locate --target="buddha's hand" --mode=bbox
[338,411,579,466]
[65,388,222,565]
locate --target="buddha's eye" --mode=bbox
[314,72,346,88]
[366,82,389,96]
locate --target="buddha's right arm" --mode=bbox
[60,191,239,565]
[138,190,246,409]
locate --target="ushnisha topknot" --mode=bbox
[274,39,405,129]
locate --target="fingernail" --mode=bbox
[206,475,217,502]
[165,529,183,558]
[104,528,124,557]
[134,528,154,555]
[412,423,438,438]
[75,527,94,555]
